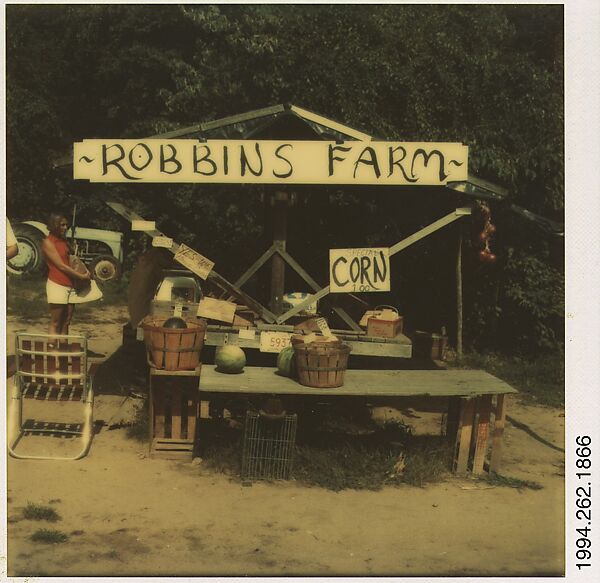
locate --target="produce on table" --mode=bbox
[215,345,246,374]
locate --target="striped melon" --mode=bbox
[276,345,297,378]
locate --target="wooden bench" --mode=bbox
[198,366,518,475]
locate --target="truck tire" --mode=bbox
[6,223,47,276]
[89,255,122,283]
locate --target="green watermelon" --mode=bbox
[215,345,246,374]
[277,345,297,378]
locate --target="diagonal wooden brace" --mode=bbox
[276,207,472,324]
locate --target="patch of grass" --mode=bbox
[23,502,61,522]
[480,472,543,490]
[6,272,129,322]
[453,350,564,407]
[7,275,48,320]
[30,528,69,544]
[200,419,451,491]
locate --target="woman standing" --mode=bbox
[42,212,92,337]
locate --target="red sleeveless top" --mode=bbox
[46,234,73,287]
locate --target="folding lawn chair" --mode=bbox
[7,332,97,460]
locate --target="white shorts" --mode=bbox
[46,279,103,305]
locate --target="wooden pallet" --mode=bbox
[150,437,195,460]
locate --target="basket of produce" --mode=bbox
[142,316,207,371]
[292,334,352,388]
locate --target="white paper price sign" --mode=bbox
[132,220,156,231]
[315,316,333,337]
[152,236,174,248]
[174,243,215,280]
[259,331,292,353]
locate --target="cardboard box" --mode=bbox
[361,307,403,338]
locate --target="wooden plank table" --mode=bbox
[199,366,518,475]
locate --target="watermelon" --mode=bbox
[215,345,246,374]
[276,345,297,378]
[163,316,187,329]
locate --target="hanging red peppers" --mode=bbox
[474,203,497,263]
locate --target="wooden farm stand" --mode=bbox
[94,105,520,470]
[199,366,517,474]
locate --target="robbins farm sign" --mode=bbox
[73,139,468,185]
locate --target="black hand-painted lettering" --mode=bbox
[353,146,381,179]
[331,256,349,287]
[328,145,352,176]
[240,143,263,176]
[388,146,417,182]
[128,143,153,172]
[360,256,376,287]
[411,149,448,182]
[273,144,293,178]
[102,144,139,180]
[373,250,388,283]
[193,145,217,175]
[160,144,182,175]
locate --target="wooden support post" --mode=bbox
[270,191,288,316]
[471,395,492,475]
[446,396,461,444]
[454,398,476,474]
[153,386,165,439]
[456,222,463,358]
[489,394,507,473]
[171,386,182,439]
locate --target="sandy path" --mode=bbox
[5,309,565,577]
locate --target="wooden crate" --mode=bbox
[149,368,201,460]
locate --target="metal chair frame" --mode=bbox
[8,332,96,460]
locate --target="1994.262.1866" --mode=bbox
[575,435,592,571]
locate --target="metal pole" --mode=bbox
[456,222,463,359]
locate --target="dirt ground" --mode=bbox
[4,307,565,577]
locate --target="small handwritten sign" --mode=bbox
[174,243,215,280]
[173,303,183,317]
[152,236,174,249]
[259,331,292,353]
[197,297,236,323]
[329,247,390,293]
[315,317,333,337]
[238,328,256,341]
[132,220,156,231]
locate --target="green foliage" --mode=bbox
[5,4,564,356]
[457,349,564,407]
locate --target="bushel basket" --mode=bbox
[142,317,207,371]
[293,340,352,388]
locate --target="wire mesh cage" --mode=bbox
[241,411,298,481]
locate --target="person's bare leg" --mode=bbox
[48,304,66,348]
[61,304,75,335]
